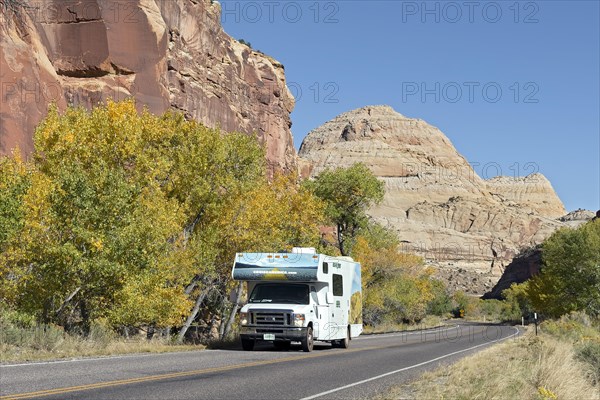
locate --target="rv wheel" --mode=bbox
[301,326,314,352]
[339,327,350,348]
[241,338,255,351]
[332,327,350,349]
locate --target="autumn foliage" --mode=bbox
[351,224,451,325]
[0,100,324,337]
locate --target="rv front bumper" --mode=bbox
[240,326,307,341]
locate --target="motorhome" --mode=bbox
[232,247,363,352]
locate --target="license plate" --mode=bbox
[263,334,275,341]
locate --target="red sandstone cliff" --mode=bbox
[0,0,296,172]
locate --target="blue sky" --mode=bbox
[221,1,599,212]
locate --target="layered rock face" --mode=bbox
[0,0,296,172]
[486,175,566,218]
[299,105,574,294]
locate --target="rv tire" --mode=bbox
[332,327,350,349]
[301,326,314,352]
[340,327,350,348]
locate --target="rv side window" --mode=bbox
[323,262,329,274]
[333,274,343,296]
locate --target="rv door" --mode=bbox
[330,273,346,340]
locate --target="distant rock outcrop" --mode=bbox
[559,209,597,226]
[299,105,581,295]
[483,209,596,298]
[0,0,296,172]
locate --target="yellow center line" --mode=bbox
[1,325,483,400]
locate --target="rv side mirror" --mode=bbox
[326,292,334,304]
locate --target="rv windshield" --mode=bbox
[249,283,309,305]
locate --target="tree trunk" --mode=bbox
[221,282,243,340]
[55,287,81,317]
[338,223,347,256]
[80,300,90,336]
[147,325,155,340]
[184,278,198,295]
[218,306,226,338]
[177,286,210,343]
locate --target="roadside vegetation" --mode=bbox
[0,308,202,362]
[362,315,445,335]
[379,312,600,400]
[380,218,600,399]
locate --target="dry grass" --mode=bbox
[0,314,206,363]
[377,329,599,400]
[363,316,446,335]
[0,339,204,364]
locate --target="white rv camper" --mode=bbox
[232,247,363,352]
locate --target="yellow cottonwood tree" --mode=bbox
[351,223,450,325]
[216,173,326,256]
[1,100,266,333]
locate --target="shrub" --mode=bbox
[451,291,479,318]
[575,341,600,385]
[238,39,252,48]
[0,323,65,351]
[541,312,599,342]
[501,282,532,322]
[426,279,453,316]
[88,319,117,346]
[0,307,36,328]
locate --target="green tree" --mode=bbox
[501,282,532,321]
[527,220,600,317]
[304,163,384,255]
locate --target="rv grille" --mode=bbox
[250,311,291,326]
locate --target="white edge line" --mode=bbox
[356,325,460,340]
[299,326,520,400]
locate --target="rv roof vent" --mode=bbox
[292,247,316,254]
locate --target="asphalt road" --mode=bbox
[1,323,520,400]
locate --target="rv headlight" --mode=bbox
[240,312,249,326]
[293,313,305,327]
